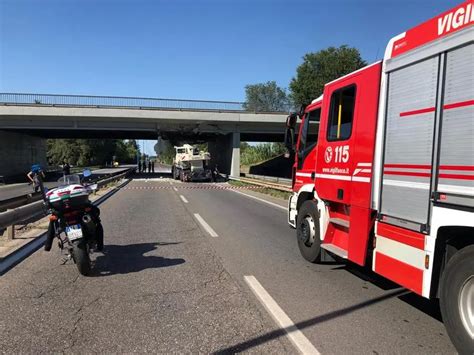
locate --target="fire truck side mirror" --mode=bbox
[284,113,298,156]
[286,113,297,128]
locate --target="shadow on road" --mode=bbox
[330,263,443,322]
[214,288,408,354]
[133,172,172,179]
[92,242,184,276]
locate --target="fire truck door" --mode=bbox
[316,85,357,204]
[380,56,439,227]
[436,44,474,208]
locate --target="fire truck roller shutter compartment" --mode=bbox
[380,56,439,226]
[436,43,474,207]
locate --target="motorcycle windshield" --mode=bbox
[57,174,81,186]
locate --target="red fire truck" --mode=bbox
[284,1,473,352]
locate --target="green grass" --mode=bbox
[228,180,291,200]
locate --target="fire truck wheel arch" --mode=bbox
[439,244,474,354]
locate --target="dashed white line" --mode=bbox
[194,213,218,237]
[229,189,287,211]
[244,275,320,355]
[173,187,178,192]
[179,195,189,203]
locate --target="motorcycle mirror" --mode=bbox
[83,169,92,177]
[87,184,98,193]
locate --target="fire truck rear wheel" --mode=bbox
[296,200,321,263]
[439,245,474,354]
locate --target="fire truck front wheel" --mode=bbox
[296,200,321,263]
[439,245,474,354]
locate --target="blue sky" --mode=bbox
[0,0,459,153]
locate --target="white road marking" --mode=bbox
[180,195,188,203]
[133,178,168,182]
[230,189,287,211]
[173,187,178,192]
[244,275,320,355]
[194,213,218,237]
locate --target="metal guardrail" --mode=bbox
[0,193,43,212]
[0,168,134,212]
[0,93,252,112]
[228,175,292,192]
[0,200,45,231]
[242,173,292,186]
[0,93,292,113]
[0,169,134,231]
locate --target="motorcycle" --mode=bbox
[44,169,104,276]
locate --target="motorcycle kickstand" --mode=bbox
[61,254,73,265]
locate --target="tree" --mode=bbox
[115,140,139,163]
[47,139,139,166]
[243,81,289,112]
[240,142,287,166]
[289,45,367,107]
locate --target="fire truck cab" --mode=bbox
[285,1,473,352]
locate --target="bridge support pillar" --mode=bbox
[0,131,48,179]
[208,132,240,177]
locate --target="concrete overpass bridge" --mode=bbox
[0,93,290,177]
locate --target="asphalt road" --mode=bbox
[0,176,456,353]
[0,178,293,353]
[0,166,133,201]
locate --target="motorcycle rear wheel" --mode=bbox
[71,240,91,276]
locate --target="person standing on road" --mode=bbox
[212,164,220,182]
[148,160,152,173]
[151,160,155,173]
[62,160,71,176]
[27,166,45,193]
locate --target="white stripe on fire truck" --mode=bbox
[438,184,474,196]
[353,168,371,175]
[352,176,371,183]
[383,179,430,190]
[357,162,372,167]
[314,173,351,181]
[314,173,371,183]
[383,180,474,196]
[375,235,426,269]
[295,172,312,177]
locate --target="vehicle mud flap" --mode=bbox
[320,248,336,262]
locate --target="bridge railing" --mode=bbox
[0,93,290,112]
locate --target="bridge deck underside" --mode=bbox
[0,128,285,142]
[0,105,292,142]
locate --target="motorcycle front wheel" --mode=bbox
[71,240,91,276]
